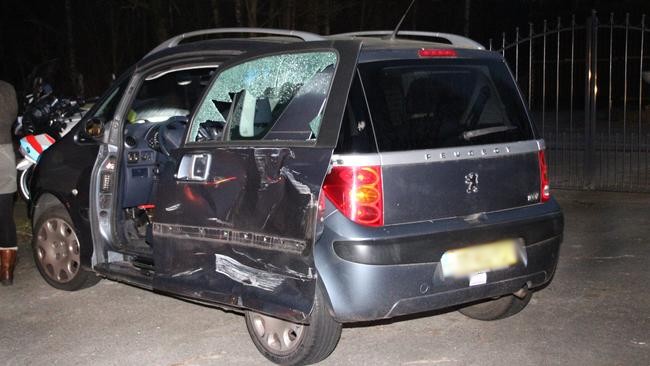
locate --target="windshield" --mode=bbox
[358,59,534,151]
[128,67,216,123]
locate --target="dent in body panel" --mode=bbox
[150,41,361,319]
[215,254,284,291]
[213,251,314,292]
[153,233,315,322]
[171,268,203,278]
[152,146,334,320]
[157,147,318,249]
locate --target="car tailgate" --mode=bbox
[380,141,543,224]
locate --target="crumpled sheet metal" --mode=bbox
[153,146,332,321]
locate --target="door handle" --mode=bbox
[176,153,211,181]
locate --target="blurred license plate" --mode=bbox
[440,239,519,278]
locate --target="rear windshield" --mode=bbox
[358,59,534,152]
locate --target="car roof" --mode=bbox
[139,28,498,69]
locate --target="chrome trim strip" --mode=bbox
[330,153,381,167]
[331,140,544,167]
[145,64,221,80]
[147,28,324,56]
[379,139,544,166]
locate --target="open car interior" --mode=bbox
[117,66,216,254]
[116,52,339,257]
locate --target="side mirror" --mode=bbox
[83,117,105,139]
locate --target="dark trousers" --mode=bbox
[0,193,17,248]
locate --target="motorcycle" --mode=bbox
[16,134,55,200]
[16,96,87,201]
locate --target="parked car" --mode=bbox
[28,28,563,366]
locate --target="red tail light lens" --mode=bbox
[538,150,550,202]
[418,49,457,58]
[322,166,384,227]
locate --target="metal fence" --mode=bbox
[490,10,650,192]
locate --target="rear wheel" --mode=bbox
[32,207,99,290]
[245,287,342,366]
[459,291,533,321]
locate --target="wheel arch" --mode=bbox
[32,192,68,226]
[316,275,339,321]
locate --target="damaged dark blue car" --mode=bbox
[28,28,563,365]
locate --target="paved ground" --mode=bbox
[1,190,649,366]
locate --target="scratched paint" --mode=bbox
[152,147,335,321]
[153,223,306,253]
[214,254,285,291]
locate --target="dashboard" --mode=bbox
[121,122,162,208]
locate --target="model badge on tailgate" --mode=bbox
[465,172,479,193]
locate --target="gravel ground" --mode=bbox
[1,190,649,366]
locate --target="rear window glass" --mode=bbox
[334,72,377,154]
[358,59,534,152]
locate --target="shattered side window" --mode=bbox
[188,51,337,143]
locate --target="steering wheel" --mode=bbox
[195,120,226,142]
[157,116,189,156]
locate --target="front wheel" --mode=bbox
[32,207,99,290]
[19,167,32,201]
[245,287,342,366]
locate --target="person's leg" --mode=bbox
[0,193,18,285]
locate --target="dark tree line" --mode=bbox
[1,0,649,98]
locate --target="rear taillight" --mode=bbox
[538,150,550,202]
[322,165,384,227]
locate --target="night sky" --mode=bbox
[1,0,649,98]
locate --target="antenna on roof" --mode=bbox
[388,0,417,40]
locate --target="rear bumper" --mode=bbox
[314,199,563,323]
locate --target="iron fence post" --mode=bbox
[497,10,649,192]
[584,10,598,189]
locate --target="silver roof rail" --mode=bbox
[332,30,485,50]
[147,27,325,57]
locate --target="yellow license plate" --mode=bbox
[440,239,519,278]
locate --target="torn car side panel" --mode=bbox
[152,147,335,322]
[150,41,362,322]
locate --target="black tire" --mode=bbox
[32,206,99,291]
[458,291,533,321]
[245,287,342,366]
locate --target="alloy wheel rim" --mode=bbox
[250,313,305,354]
[36,218,81,283]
